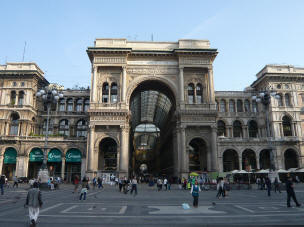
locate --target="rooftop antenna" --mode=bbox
[151,34,154,41]
[22,41,27,62]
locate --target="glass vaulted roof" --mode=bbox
[131,90,173,151]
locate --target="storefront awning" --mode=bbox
[48,148,62,162]
[4,148,17,164]
[30,148,44,162]
[66,149,81,163]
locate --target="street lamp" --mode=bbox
[36,83,64,187]
[252,90,279,171]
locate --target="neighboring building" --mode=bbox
[0,39,303,180]
[0,63,89,180]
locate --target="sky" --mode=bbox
[1,0,304,91]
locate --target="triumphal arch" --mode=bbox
[86,39,218,178]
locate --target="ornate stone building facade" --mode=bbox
[0,39,303,180]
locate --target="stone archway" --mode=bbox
[98,137,118,172]
[284,149,298,169]
[223,149,239,172]
[259,149,271,169]
[188,138,208,172]
[128,79,177,177]
[242,149,257,170]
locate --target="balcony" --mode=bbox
[0,135,87,142]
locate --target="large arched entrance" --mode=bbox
[28,148,43,179]
[242,149,257,170]
[223,149,239,172]
[129,80,176,176]
[2,147,17,180]
[284,149,298,169]
[189,138,207,172]
[98,138,117,172]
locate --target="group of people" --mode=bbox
[156,177,171,191]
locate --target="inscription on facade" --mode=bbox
[126,67,178,75]
[94,57,126,64]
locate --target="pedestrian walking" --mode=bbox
[79,177,88,200]
[274,177,281,193]
[164,178,168,190]
[286,176,301,207]
[97,177,103,189]
[130,177,138,196]
[157,178,162,191]
[92,177,97,190]
[216,178,224,199]
[265,177,271,196]
[13,176,18,188]
[190,180,201,208]
[118,177,123,192]
[73,175,80,193]
[0,175,5,195]
[24,182,43,227]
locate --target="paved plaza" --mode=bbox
[0,183,303,226]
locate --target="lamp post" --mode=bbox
[36,84,64,186]
[252,91,280,171]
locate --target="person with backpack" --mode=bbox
[190,180,201,208]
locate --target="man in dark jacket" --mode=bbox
[0,175,5,195]
[265,177,271,196]
[286,176,301,208]
[25,182,43,226]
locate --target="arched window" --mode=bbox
[237,99,243,112]
[252,100,258,112]
[18,91,24,105]
[233,120,242,137]
[67,99,73,111]
[188,83,194,104]
[248,120,258,138]
[244,99,250,112]
[9,113,20,135]
[196,83,203,104]
[10,91,16,105]
[282,116,292,136]
[277,94,283,106]
[59,99,65,111]
[217,120,226,137]
[84,99,90,111]
[220,100,226,112]
[76,99,83,112]
[76,119,87,137]
[223,149,239,171]
[285,93,291,106]
[42,119,53,135]
[229,100,235,112]
[102,83,109,103]
[110,83,118,103]
[59,119,69,136]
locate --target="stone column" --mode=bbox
[179,67,185,104]
[173,129,179,176]
[87,125,94,172]
[242,126,247,138]
[16,156,27,177]
[61,157,65,180]
[177,125,187,177]
[0,155,3,175]
[256,156,260,169]
[119,125,129,177]
[91,66,98,102]
[208,67,215,103]
[122,66,127,102]
[211,126,217,171]
[279,123,284,137]
[81,158,86,179]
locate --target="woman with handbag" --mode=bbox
[190,180,201,208]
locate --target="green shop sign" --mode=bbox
[29,148,44,162]
[48,149,62,162]
[66,149,81,163]
[4,148,17,164]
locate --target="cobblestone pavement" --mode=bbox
[1,183,304,226]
